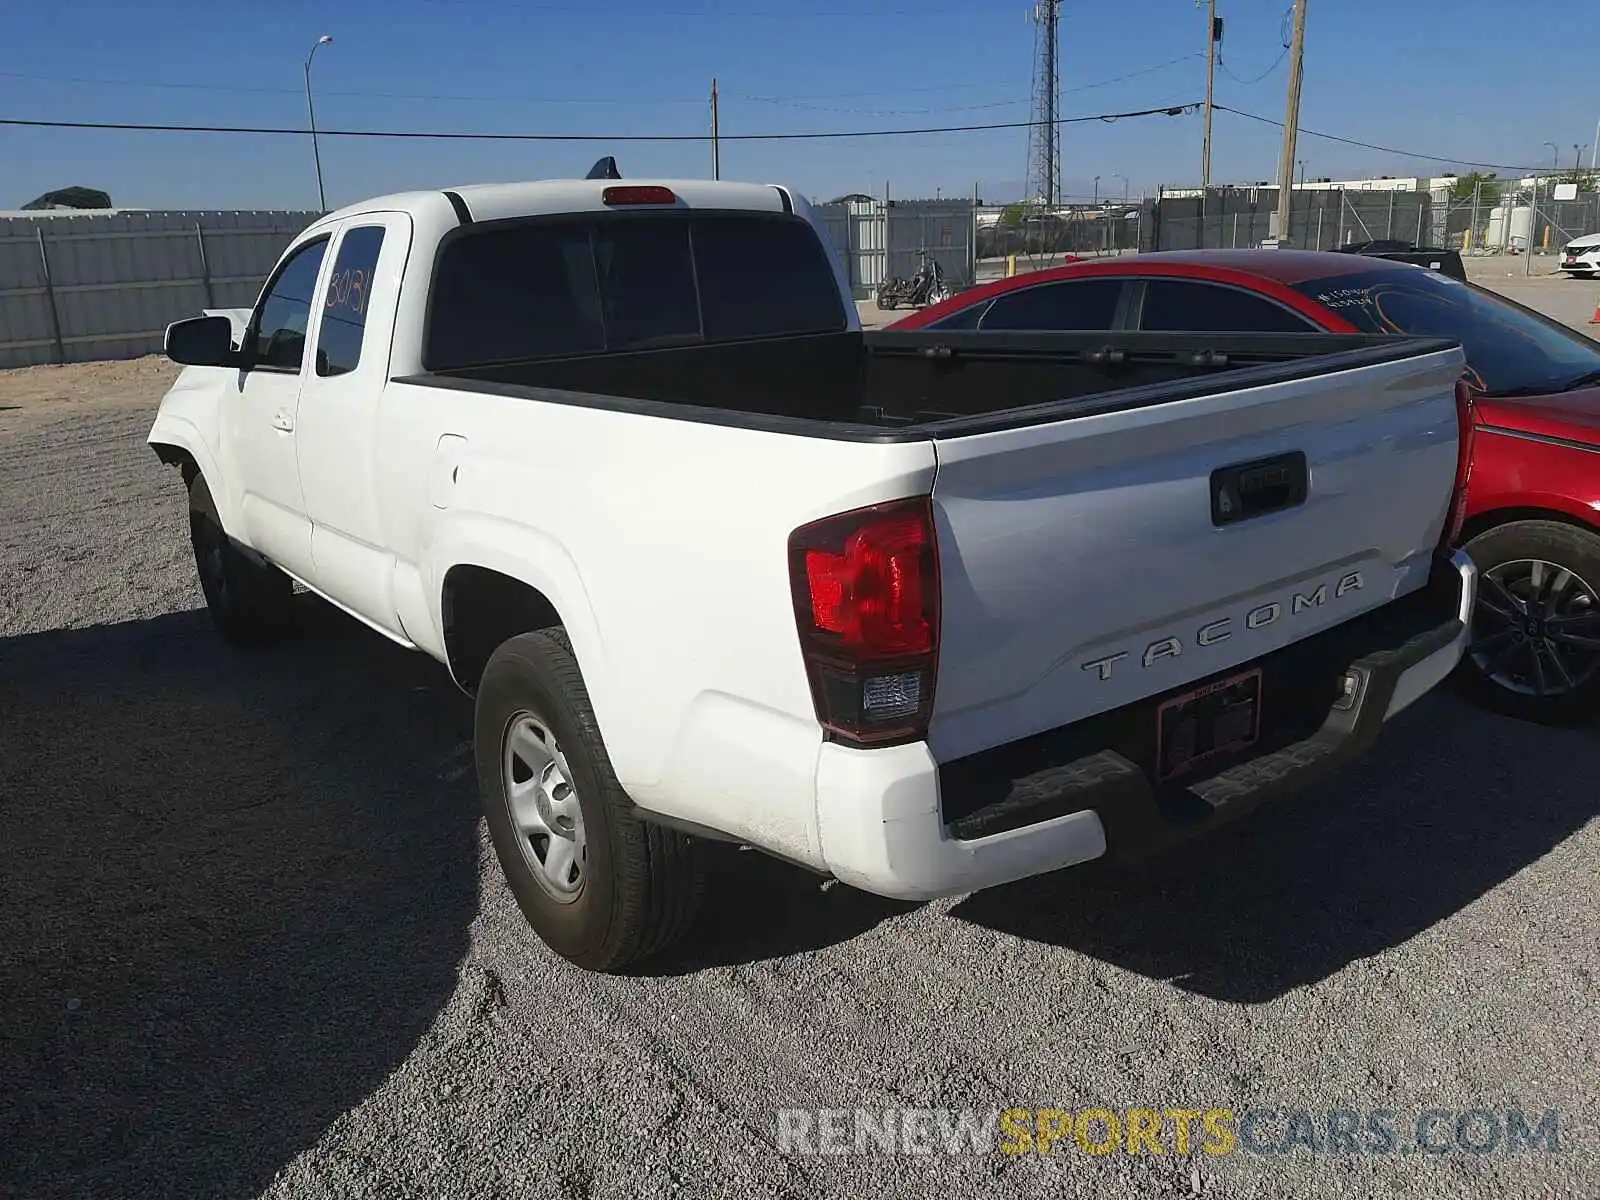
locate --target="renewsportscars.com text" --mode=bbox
[774,1106,1562,1158]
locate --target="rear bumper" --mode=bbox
[814,549,1477,901]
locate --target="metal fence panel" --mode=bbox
[850,204,887,295]
[884,201,975,291]
[0,210,318,368]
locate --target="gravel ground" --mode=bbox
[1,361,1597,1200]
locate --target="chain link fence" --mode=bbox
[1144,187,1434,252]
[1435,183,1600,257]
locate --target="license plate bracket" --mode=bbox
[1155,668,1263,783]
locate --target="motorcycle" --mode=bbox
[875,254,952,310]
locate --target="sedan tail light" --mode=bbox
[1441,376,1477,549]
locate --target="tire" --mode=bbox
[187,472,294,647]
[474,629,704,972]
[1453,519,1600,722]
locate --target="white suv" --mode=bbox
[1560,232,1600,278]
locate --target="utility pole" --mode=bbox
[1270,0,1307,244]
[710,78,721,180]
[1202,0,1219,189]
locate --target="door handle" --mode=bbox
[271,410,294,433]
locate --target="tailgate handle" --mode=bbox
[1211,451,1308,527]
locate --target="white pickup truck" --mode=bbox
[148,167,1479,972]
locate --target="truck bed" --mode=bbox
[396,329,1456,440]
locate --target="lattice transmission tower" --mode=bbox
[1024,0,1063,209]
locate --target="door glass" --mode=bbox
[1140,279,1316,333]
[316,226,386,377]
[254,238,329,370]
[978,279,1123,330]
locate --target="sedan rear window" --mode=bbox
[1292,267,1600,397]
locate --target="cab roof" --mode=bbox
[313,178,795,228]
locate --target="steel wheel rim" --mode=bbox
[193,516,230,610]
[501,712,587,902]
[1469,557,1600,698]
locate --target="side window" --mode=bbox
[254,238,329,371]
[1139,279,1317,333]
[316,226,386,377]
[927,301,991,331]
[978,279,1124,331]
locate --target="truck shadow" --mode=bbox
[0,597,910,1195]
[658,847,920,975]
[0,601,480,1200]
[948,691,1600,1004]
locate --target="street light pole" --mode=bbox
[1543,141,1558,172]
[304,35,333,213]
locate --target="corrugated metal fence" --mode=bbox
[0,210,319,369]
[2,202,971,362]
[814,198,976,300]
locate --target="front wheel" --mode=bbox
[1453,519,1600,721]
[474,629,704,972]
[187,472,294,647]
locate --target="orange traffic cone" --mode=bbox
[1590,300,1600,326]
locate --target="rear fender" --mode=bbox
[426,513,634,774]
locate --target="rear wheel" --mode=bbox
[474,629,704,972]
[187,472,294,647]
[1455,519,1600,721]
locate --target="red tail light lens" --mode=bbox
[788,496,940,746]
[1441,377,1477,549]
[602,185,677,206]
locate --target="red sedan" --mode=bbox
[892,251,1600,720]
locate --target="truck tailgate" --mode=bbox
[926,345,1465,763]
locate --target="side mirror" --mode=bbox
[165,315,245,368]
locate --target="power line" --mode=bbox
[0,53,1202,114]
[0,69,703,105]
[0,103,1199,144]
[733,56,1200,117]
[1217,105,1546,174]
[1217,45,1288,85]
[417,0,975,15]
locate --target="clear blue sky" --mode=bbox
[1,0,1595,212]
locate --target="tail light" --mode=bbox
[787,496,940,747]
[1440,377,1477,549]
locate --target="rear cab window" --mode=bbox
[423,211,847,371]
